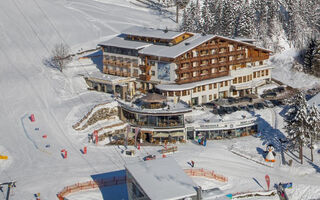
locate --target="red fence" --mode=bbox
[184,168,228,183]
[57,176,126,200]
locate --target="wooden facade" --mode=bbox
[174,37,270,84]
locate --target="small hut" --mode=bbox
[140,93,166,109]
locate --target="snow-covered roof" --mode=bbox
[139,34,214,58]
[118,99,192,114]
[308,92,320,110]
[215,35,272,53]
[122,26,184,40]
[98,36,152,50]
[85,71,135,83]
[155,76,233,91]
[125,157,197,200]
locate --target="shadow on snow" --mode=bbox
[91,170,128,200]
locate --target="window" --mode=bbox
[149,61,155,66]
[250,74,252,80]
[214,94,217,99]
[220,82,224,87]
[225,81,228,86]
[261,70,264,76]
[193,71,197,77]
[209,95,212,100]
[252,62,256,66]
[193,88,197,93]
[239,77,242,83]
[214,83,217,88]
[175,91,181,96]
[257,71,260,77]
[243,76,246,82]
[211,68,217,73]
[209,84,212,90]
[193,62,198,67]
[253,72,256,78]
[266,69,269,76]
[202,85,206,91]
[169,91,174,96]
[151,70,155,76]
[182,90,187,96]
[233,90,237,95]
[233,78,237,84]
[198,86,202,92]
[259,61,263,65]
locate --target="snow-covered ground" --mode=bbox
[270,48,320,89]
[1,0,320,200]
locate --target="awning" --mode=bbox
[170,132,185,137]
[153,133,169,138]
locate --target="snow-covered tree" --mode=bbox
[285,91,309,164]
[303,38,320,74]
[307,104,320,162]
[236,0,254,38]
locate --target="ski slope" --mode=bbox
[0,0,320,200]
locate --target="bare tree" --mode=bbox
[51,43,71,72]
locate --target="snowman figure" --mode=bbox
[265,144,276,162]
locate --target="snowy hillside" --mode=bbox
[0,0,175,199]
[1,0,320,200]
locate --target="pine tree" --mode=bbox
[307,104,320,162]
[237,0,254,38]
[304,38,319,74]
[201,0,212,34]
[285,91,309,164]
[220,0,237,37]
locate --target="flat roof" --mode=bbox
[125,157,197,200]
[155,76,233,91]
[122,26,184,40]
[85,71,135,83]
[98,36,152,50]
[118,99,192,115]
[139,34,214,58]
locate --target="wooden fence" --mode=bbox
[184,168,228,183]
[160,146,178,154]
[57,176,126,200]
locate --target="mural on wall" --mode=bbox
[157,62,170,81]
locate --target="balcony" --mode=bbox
[139,64,151,72]
[175,71,229,84]
[139,74,151,81]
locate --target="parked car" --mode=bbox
[204,102,218,109]
[231,106,239,112]
[218,107,227,115]
[273,86,285,93]
[247,104,255,111]
[144,154,156,161]
[264,100,274,108]
[254,102,264,109]
[261,92,277,98]
[224,106,233,114]
[238,105,248,111]
[239,96,253,103]
[270,99,283,106]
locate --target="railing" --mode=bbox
[57,176,127,200]
[184,168,228,182]
[139,74,151,81]
[175,71,228,84]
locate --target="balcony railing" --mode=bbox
[175,71,229,84]
[139,74,151,81]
